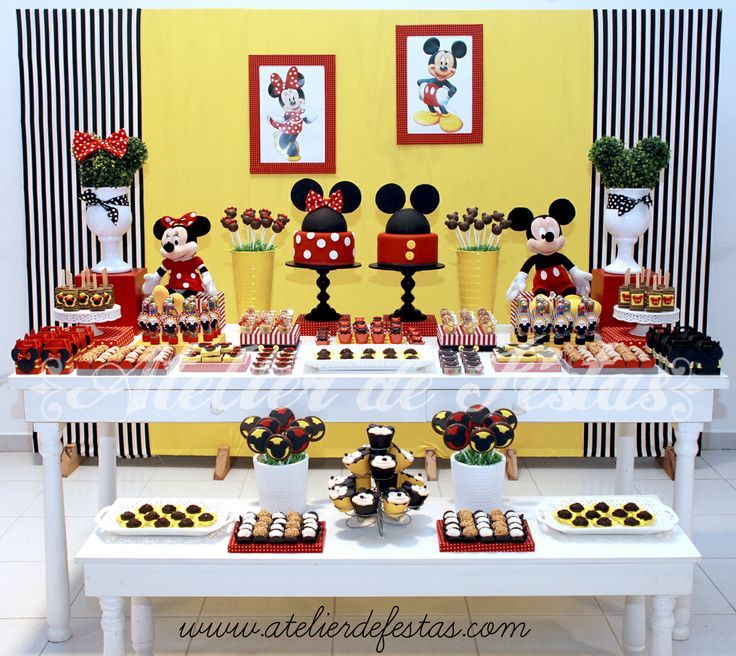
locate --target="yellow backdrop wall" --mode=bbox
[140,9,593,458]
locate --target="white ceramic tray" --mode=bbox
[304,345,433,371]
[95,498,234,537]
[535,495,679,535]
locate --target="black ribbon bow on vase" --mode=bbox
[79,189,129,225]
[606,192,653,216]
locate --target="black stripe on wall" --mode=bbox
[586,9,722,458]
[17,9,150,458]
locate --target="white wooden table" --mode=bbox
[7,326,728,649]
[75,497,700,656]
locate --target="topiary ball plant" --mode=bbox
[588,136,670,189]
[73,131,148,188]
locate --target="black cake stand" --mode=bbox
[286,261,362,321]
[368,262,445,322]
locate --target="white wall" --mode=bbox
[1,1,733,448]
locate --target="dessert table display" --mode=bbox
[76,497,699,656]
[7,322,728,651]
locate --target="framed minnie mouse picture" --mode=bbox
[396,24,483,145]
[248,54,336,174]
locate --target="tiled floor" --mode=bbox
[0,450,735,655]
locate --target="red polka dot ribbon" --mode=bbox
[305,189,343,213]
[160,212,198,229]
[72,128,129,161]
[270,66,300,95]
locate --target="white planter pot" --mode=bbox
[82,185,133,273]
[603,187,653,274]
[253,454,309,512]
[450,452,505,510]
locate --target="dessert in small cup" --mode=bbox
[367,424,395,453]
[351,489,380,516]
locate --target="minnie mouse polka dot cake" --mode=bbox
[290,178,362,266]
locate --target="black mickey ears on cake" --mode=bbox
[290,178,362,214]
[375,183,440,215]
[548,198,576,225]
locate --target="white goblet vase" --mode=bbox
[603,187,653,274]
[82,185,132,273]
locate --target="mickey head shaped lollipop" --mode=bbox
[241,408,326,460]
[432,406,517,453]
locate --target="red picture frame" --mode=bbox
[248,54,336,174]
[396,24,483,145]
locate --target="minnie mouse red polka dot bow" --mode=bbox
[160,212,198,229]
[72,129,129,161]
[305,189,343,213]
[269,66,300,96]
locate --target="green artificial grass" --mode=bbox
[258,452,307,466]
[457,244,501,252]
[454,449,503,466]
[234,241,276,252]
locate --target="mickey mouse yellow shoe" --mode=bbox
[288,154,302,162]
[413,110,440,126]
[439,112,463,132]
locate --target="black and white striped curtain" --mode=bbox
[585,8,722,457]
[17,8,150,457]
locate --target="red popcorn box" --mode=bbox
[195,291,226,327]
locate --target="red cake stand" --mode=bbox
[369,262,445,322]
[286,261,361,321]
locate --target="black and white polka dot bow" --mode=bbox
[606,192,653,216]
[79,189,129,225]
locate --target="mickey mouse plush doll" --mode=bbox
[142,212,217,297]
[414,38,467,133]
[267,66,317,162]
[506,199,592,302]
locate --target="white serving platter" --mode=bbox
[535,495,679,535]
[303,345,433,371]
[95,498,234,537]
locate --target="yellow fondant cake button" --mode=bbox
[407,240,416,249]
[405,251,415,261]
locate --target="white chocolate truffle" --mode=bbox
[445,527,461,538]
[302,526,317,539]
[479,527,493,538]
[509,527,524,538]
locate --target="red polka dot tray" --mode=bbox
[436,520,535,553]
[227,521,326,553]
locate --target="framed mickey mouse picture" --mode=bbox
[248,54,336,174]
[396,24,483,145]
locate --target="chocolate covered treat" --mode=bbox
[126,518,143,528]
[623,502,640,512]
[161,504,177,515]
[568,502,585,514]
[556,509,573,521]
[572,516,590,527]
[370,454,397,481]
[178,517,195,528]
[120,511,135,522]
[154,517,171,528]
[367,424,395,453]
[186,504,202,515]
[612,508,628,519]
[138,503,153,514]
[595,517,613,527]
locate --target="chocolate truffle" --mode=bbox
[143,511,159,522]
[161,504,177,514]
[623,516,641,527]
[171,511,186,521]
[568,502,585,513]
[198,513,215,523]
[125,518,142,528]
[154,517,171,528]
[594,502,610,513]
[585,510,601,520]
[623,502,640,512]
[186,504,202,515]
[178,518,195,528]
[612,508,628,519]
[572,516,589,527]
[637,510,654,521]
[462,526,479,539]
[120,511,135,521]
[284,527,300,541]
[556,509,573,520]
[595,517,613,527]
[138,503,153,514]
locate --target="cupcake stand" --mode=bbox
[52,304,122,337]
[285,261,361,321]
[344,503,413,535]
[368,262,445,322]
[612,304,681,336]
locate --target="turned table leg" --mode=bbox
[131,596,154,656]
[648,595,676,656]
[672,422,703,641]
[100,596,126,656]
[97,422,118,509]
[35,422,72,642]
[617,423,645,654]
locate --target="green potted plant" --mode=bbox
[588,136,670,274]
[72,129,147,273]
[432,405,517,510]
[220,207,290,311]
[445,208,511,312]
[240,408,325,512]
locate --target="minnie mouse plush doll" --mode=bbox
[142,212,217,297]
[506,198,592,302]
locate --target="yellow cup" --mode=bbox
[231,250,275,312]
[456,249,499,311]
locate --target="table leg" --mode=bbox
[617,422,645,653]
[672,421,703,640]
[97,422,118,509]
[648,595,676,656]
[35,422,72,643]
[131,596,154,656]
[100,596,126,656]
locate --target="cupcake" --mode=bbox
[329,486,354,512]
[351,489,379,516]
[405,483,429,509]
[367,424,395,453]
[370,454,397,481]
[382,488,410,516]
[342,446,372,475]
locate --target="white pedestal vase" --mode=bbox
[253,455,309,512]
[450,452,506,510]
[81,186,133,273]
[603,187,653,274]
